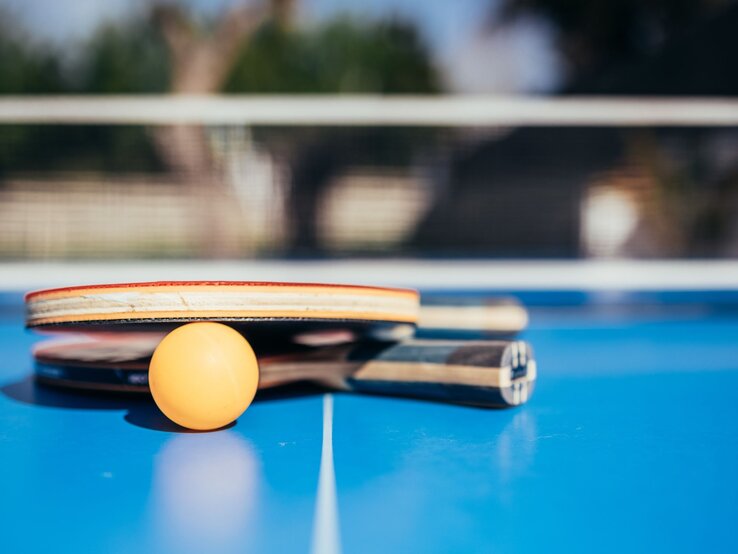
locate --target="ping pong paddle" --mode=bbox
[26,281,535,407]
[33,335,535,407]
[26,281,421,349]
[26,282,529,339]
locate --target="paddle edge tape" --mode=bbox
[25,281,418,300]
[25,282,420,327]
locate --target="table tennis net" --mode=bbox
[1,96,737,259]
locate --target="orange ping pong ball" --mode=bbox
[149,322,259,431]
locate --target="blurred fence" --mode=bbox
[1,96,737,259]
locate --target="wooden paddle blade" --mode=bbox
[418,298,529,336]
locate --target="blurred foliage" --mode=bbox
[0,125,165,177]
[223,17,442,188]
[0,14,66,94]
[0,8,439,176]
[224,19,440,94]
[0,13,170,174]
[492,0,738,256]
[0,11,437,95]
[76,20,171,94]
[498,0,735,86]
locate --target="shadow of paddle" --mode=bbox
[2,374,197,432]
[2,373,326,433]
[0,374,188,433]
[1,374,148,411]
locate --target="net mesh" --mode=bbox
[1,96,737,259]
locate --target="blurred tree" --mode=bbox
[0,13,61,175]
[497,0,735,90]
[224,18,440,94]
[151,1,267,94]
[0,12,169,175]
[418,0,738,257]
[149,2,440,254]
[221,16,440,253]
[0,13,65,94]
[78,20,170,94]
[0,1,441,256]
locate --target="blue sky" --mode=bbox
[1,0,490,51]
[0,0,561,92]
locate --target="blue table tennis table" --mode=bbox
[1,287,737,553]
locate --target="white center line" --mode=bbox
[310,394,342,554]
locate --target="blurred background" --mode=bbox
[1,0,738,260]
